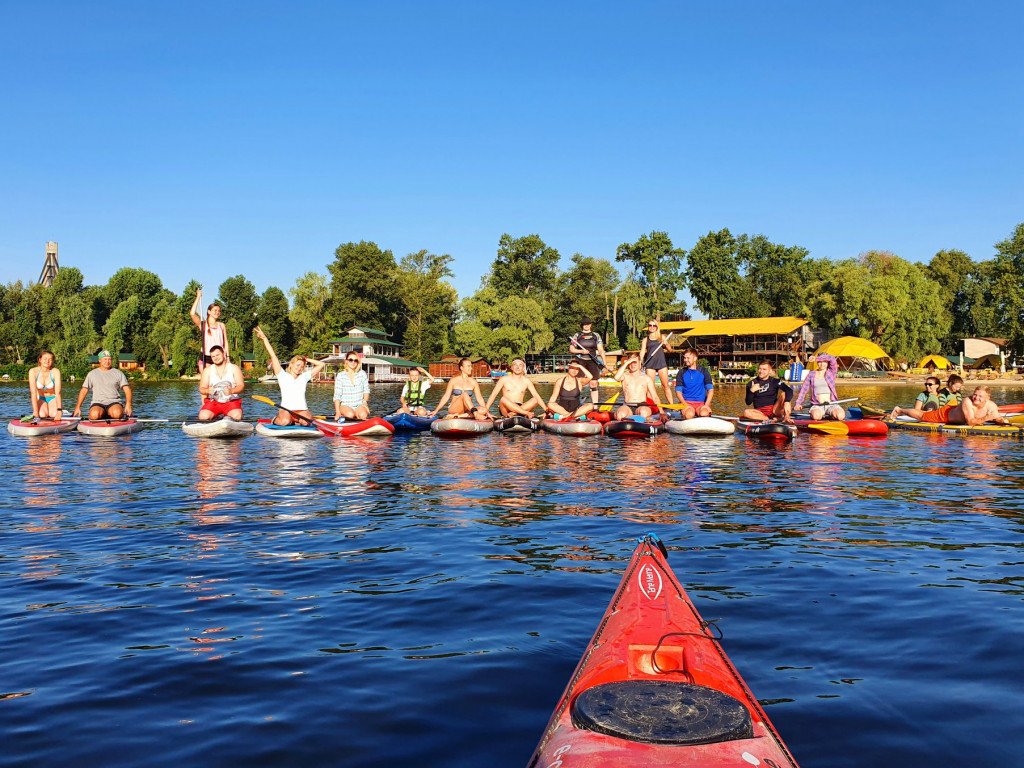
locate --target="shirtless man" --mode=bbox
[197,345,245,421]
[612,355,660,421]
[484,358,543,416]
[891,386,1011,425]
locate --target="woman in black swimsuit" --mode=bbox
[639,319,674,405]
[547,363,594,420]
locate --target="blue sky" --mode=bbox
[2,1,1022,308]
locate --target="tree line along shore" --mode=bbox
[3,222,1023,380]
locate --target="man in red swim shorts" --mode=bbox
[197,346,244,421]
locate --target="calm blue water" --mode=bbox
[2,381,1023,767]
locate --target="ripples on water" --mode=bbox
[2,382,1023,767]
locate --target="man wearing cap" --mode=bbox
[73,350,133,420]
[569,318,606,408]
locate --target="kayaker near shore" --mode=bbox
[612,355,659,421]
[547,362,594,420]
[197,345,244,421]
[430,358,486,418]
[190,288,229,372]
[254,326,326,425]
[793,353,845,420]
[397,367,436,416]
[569,318,606,408]
[674,348,714,419]
[891,385,1011,425]
[742,359,794,423]
[640,319,675,405]
[333,352,371,421]
[485,358,543,416]
[28,350,63,420]
[73,350,133,420]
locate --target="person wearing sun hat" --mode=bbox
[569,317,606,407]
[73,350,133,420]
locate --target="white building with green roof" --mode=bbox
[321,327,426,383]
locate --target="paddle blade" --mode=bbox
[805,421,850,436]
[252,395,276,406]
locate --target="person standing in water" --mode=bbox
[190,287,230,372]
[28,350,63,420]
[254,326,326,425]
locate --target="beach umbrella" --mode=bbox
[814,336,893,370]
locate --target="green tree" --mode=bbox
[39,266,86,349]
[289,271,332,355]
[256,286,293,355]
[989,223,1024,356]
[925,249,978,350]
[217,275,259,338]
[452,286,553,360]
[103,295,141,362]
[170,324,198,376]
[807,251,950,360]
[327,241,402,337]
[615,231,685,317]
[56,294,95,372]
[685,229,747,319]
[397,250,458,363]
[489,233,560,301]
[736,235,814,317]
[551,254,620,345]
[148,296,179,368]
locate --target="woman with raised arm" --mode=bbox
[254,326,326,425]
[190,287,230,372]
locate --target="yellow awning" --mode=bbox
[661,316,807,336]
[815,336,891,360]
[917,354,951,369]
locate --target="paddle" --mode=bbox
[569,335,606,373]
[597,392,621,413]
[803,421,850,436]
[251,394,335,434]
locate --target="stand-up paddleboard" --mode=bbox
[887,417,1024,439]
[182,419,254,438]
[313,417,395,437]
[494,415,539,433]
[739,420,796,441]
[604,419,661,438]
[541,418,603,437]
[529,534,799,768]
[254,419,322,438]
[430,418,494,438]
[664,417,734,436]
[792,417,889,437]
[7,417,80,437]
[385,412,436,431]
[77,418,142,437]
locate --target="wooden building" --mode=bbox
[88,352,145,372]
[429,355,491,378]
[659,317,815,369]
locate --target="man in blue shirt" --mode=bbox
[675,348,714,419]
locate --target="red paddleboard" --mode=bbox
[529,536,799,767]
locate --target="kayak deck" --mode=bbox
[529,535,797,767]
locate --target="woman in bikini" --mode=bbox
[430,358,488,418]
[547,362,595,420]
[28,350,63,420]
[190,287,230,372]
[639,319,675,405]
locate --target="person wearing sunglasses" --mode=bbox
[255,326,327,425]
[333,353,371,421]
[639,319,675,405]
[913,377,941,412]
